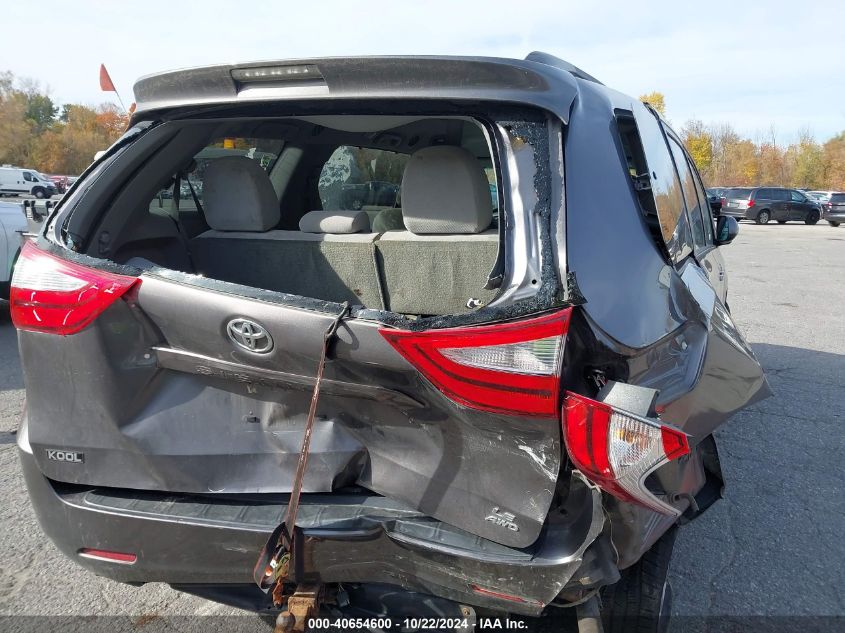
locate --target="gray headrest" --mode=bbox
[202,156,279,231]
[401,146,492,234]
[299,210,370,234]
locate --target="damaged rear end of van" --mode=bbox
[13,54,768,623]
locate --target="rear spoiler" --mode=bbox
[131,56,579,125]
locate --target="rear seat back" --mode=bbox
[191,149,500,316]
[376,146,499,315]
[192,230,384,308]
[191,157,385,308]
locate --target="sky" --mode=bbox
[2,0,843,144]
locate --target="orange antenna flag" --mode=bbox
[99,64,116,92]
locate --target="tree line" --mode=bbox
[640,91,844,191]
[1,71,842,190]
[0,71,127,175]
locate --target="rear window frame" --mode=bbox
[45,102,565,330]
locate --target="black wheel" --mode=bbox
[601,527,677,633]
[829,221,840,227]
[805,210,820,225]
[777,220,786,224]
[755,210,770,225]
[32,187,46,199]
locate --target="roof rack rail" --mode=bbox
[525,51,604,85]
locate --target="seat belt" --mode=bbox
[184,177,207,226]
[253,302,351,605]
[166,176,196,272]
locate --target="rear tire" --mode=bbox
[777,220,786,224]
[32,187,46,199]
[755,210,770,225]
[601,527,677,633]
[830,221,840,227]
[805,211,820,225]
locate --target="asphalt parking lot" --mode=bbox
[0,222,843,630]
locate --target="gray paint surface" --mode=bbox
[1,224,842,625]
[7,53,776,618]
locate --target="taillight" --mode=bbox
[563,391,690,515]
[78,548,137,564]
[10,241,139,335]
[720,197,726,207]
[747,199,755,208]
[380,309,571,417]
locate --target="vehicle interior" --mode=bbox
[104,115,503,317]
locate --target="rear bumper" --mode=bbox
[823,211,845,223]
[18,434,607,616]
[721,208,752,220]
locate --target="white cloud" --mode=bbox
[1,0,842,141]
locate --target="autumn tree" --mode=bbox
[705,123,741,185]
[757,128,785,186]
[784,130,825,189]
[0,75,33,165]
[822,132,845,191]
[681,119,713,176]
[638,91,667,117]
[32,103,127,174]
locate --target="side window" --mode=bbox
[319,146,408,211]
[774,189,790,202]
[23,172,35,182]
[685,152,715,245]
[790,190,805,203]
[634,108,693,265]
[667,136,706,250]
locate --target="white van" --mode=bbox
[0,200,26,299]
[0,166,58,199]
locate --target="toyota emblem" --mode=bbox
[226,318,273,354]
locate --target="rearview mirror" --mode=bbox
[715,215,739,245]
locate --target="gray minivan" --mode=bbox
[722,186,821,224]
[11,53,769,631]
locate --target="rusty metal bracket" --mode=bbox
[274,584,323,633]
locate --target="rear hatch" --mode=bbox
[827,193,845,216]
[722,187,753,215]
[14,104,569,550]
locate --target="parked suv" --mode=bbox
[11,53,768,630]
[822,192,845,226]
[722,186,821,224]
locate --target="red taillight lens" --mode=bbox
[380,309,571,417]
[747,199,755,208]
[10,241,139,335]
[563,391,690,514]
[78,548,137,564]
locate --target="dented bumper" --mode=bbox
[20,437,604,616]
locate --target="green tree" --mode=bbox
[24,93,57,133]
